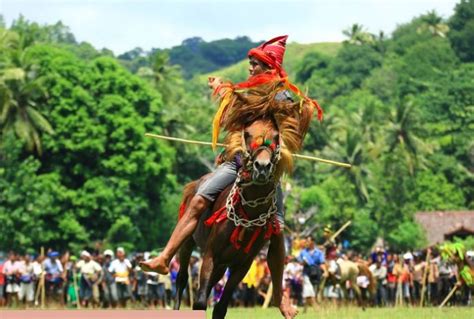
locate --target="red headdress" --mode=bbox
[248,35,289,78]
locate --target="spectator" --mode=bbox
[298,236,325,312]
[134,254,148,307]
[101,249,117,308]
[76,250,102,308]
[412,253,426,304]
[370,255,387,306]
[3,252,20,307]
[109,247,132,308]
[386,253,397,306]
[43,251,64,306]
[242,254,266,307]
[428,253,440,305]
[18,254,35,308]
[65,255,79,308]
[0,256,5,307]
[438,256,454,305]
[284,256,303,307]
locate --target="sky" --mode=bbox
[1,0,460,55]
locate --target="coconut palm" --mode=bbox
[383,99,432,174]
[417,10,450,37]
[343,23,374,45]
[0,50,53,155]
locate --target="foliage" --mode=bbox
[448,0,474,62]
[1,5,473,254]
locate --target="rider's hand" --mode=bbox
[208,76,223,91]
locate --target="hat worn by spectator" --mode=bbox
[48,251,59,258]
[104,249,114,257]
[116,247,125,254]
[81,250,91,258]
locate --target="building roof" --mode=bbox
[414,211,474,246]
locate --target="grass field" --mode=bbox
[208,306,474,319]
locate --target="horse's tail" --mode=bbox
[178,180,199,220]
[358,262,376,296]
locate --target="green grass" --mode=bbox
[206,306,474,319]
[197,42,342,83]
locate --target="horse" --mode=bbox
[173,117,296,319]
[321,259,375,308]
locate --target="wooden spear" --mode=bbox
[145,133,352,169]
[419,249,431,307]
[438,285,458,308]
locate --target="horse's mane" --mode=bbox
[221,80,314,179]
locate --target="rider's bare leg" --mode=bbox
[140,194,210,274]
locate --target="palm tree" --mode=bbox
[383,99,432,174]
[417,10,449,37]
[321,114,372,203]
[343,24,374,45]
[0,50,53,155]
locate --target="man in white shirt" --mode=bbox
[108,247,132,308]
[76,251,102,308]
[369,256,388,306]
[18,254,35,307]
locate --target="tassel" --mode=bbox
[230,226,242,250]
[212,88,233,150]
[204,206,227,227]
[178,201,186,220]
[244,227,262,254]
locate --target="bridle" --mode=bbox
[239,129,281,186]
[224,128,282,229]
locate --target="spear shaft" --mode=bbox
[145,133,352,169]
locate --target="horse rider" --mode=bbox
[323,225,340,279]
[140,35,319,276]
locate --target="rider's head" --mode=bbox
[323,225,332,238]
[247,35,288,78]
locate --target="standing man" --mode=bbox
[18,254,35,308]
[76,251,103,308]
[3,252,21,307]
[369,255,388,306]
[109,247,132,308]
[102,249,117,308]
[298,236,325,312]
[43,251,64,306]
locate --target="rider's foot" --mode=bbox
[139,255,170,274]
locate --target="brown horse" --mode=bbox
[321,260,376,308]
[173,118,293,319]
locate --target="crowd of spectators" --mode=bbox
[0,236,472,309]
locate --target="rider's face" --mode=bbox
[248,58,266,76]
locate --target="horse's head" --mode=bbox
[240,119,281,184]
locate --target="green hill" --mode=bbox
[198,42,342,83]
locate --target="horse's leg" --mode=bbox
[174,238,195,310]
[267,233,285,306]
[206,265,227,298]
[193,250,216,310]
[213,260,253,319]
[351,279,365,310]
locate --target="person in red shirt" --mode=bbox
[0,261,5,307]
